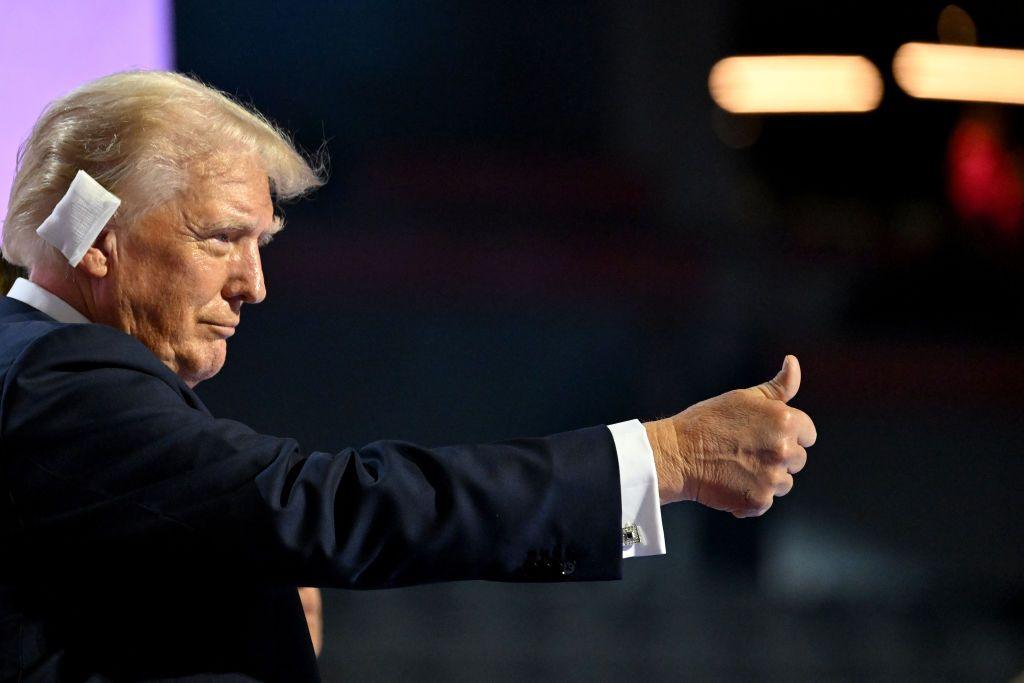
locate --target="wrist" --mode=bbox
[644,418,686,505]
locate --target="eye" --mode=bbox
[213,232,232,243]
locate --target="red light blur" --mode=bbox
[948,117,1024,239]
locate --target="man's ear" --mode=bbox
[76,229,116,279]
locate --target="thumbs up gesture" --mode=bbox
[644,355,817,517]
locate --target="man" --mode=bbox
[0,71,816,682]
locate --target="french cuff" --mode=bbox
[607,419,667,558]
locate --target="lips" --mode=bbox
[203,321,238,337]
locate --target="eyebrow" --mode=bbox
[203,219,283,245]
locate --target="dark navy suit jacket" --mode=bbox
[0,296,622,682]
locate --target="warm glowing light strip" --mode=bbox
[894,42,1024,105]
[708,55,883,113]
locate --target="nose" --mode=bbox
[225,242,266,306]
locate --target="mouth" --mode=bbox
[202,321,238,338]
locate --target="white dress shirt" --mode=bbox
[6,277,667,558]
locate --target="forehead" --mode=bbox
[184,153,276,230]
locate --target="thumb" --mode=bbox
[752,355,801,403]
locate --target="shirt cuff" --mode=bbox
[607,419,667,558]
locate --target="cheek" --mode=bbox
[189,256,229,303]
[158,254,225,320]
[128,261,222,333]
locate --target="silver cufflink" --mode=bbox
[622,523,643,548]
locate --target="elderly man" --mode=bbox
[0,71,816,682]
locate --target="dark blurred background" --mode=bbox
[8,0,1024,680]
[187,1,1024,680]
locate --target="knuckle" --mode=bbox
[740,487,775,516]
[772,441,789,462]
[752,490,774,512]
[790,447,808,473]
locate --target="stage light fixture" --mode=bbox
[708,55,883,114]
[894,43,1024,105]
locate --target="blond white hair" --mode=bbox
[2,70,324,271]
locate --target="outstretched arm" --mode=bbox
[2,324,622,588]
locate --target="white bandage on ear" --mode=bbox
[36,170,121,267]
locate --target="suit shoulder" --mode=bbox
[0,315,66,373]
[0,323,201,438]
[2,322,177,386]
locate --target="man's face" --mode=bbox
[103,153,277,386]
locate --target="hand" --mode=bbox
[644,355,817,517]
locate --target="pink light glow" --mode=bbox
[0,0,173,237]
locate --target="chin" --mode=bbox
[178,346,228,387]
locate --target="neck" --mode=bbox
[30,267,97,322]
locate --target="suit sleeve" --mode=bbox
[0,324,622,587]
